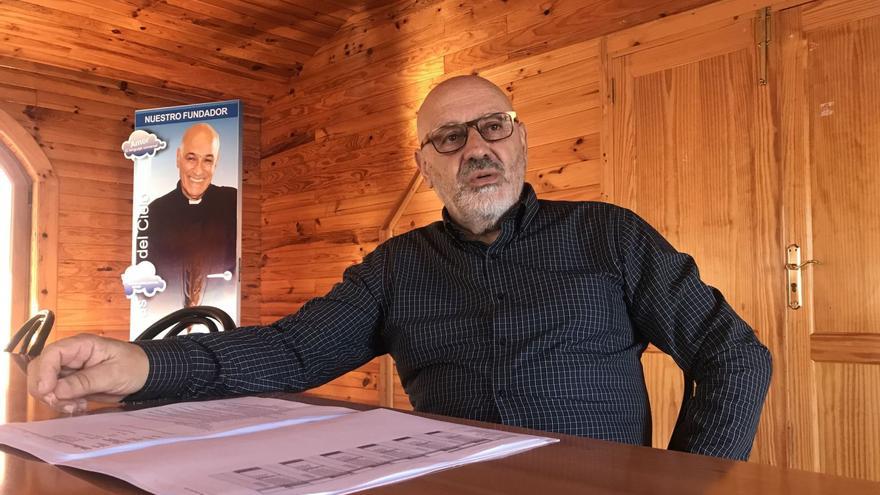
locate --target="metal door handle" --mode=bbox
[786,244,820,310]
[785,259,821,271]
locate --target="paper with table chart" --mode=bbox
[0,397,558,495]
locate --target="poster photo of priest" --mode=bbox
[129,101,242,334]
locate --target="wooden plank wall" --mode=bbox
[260,0,718,407]
[0,57,262,340]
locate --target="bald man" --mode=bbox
[144,123,237,309]
[28,77,771,461]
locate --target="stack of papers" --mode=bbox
[0,396,558,494]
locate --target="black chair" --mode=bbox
[135,306,235,340]
[5,309,55,356]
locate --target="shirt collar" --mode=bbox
[441,182,540,242]
[175,181,211,205]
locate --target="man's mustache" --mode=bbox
[458,157,504,181]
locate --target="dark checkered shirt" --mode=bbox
[130,183,771,460]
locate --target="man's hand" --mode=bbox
[27,334,149,413]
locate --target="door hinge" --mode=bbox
[757,7,771,85]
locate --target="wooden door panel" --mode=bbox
[609,12,784,465]
[807,15,880,335]
[801,6,880,481]
[815,363,880,480]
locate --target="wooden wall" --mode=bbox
[259,0,718,406]
[0,57,263,339]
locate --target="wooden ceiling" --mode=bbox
[0,0,395,108]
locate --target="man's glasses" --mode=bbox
[420,111,518,154]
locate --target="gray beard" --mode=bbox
[451,157,519,234]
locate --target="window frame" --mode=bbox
[0,144,32,332]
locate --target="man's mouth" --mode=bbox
[466,170,502,188]
[188,177,206,183]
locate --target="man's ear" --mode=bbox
[517,121,528,150]
[414,150,433,188]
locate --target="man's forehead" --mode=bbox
[433,101,508,124]
[418,83,512,133]
[181,131,218,150]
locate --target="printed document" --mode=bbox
[0,396,355,462]
[0,397,558,494]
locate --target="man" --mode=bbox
[28,76,771,461]
[144,122,237,308]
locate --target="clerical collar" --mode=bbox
[188,197,203,205]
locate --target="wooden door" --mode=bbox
[605,7,785,466]
[606,0,880,480]
[779,0,880,480]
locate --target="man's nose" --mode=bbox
[460,126,493,162]
[194,158,209,173]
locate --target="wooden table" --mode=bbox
[1,353,878,495]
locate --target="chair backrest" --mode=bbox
[5,309,55,356]
[135,306,235,341]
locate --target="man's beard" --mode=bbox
[451,156,523,233]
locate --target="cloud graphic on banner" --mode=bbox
[122,261,167,298]
[122,130,167,160]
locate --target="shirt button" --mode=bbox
[497,336,508,346]
[497,389,508,399]
[496,293,506,301]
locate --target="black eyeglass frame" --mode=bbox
[419,111,519,154]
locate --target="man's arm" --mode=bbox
[30,247,388,406]
[614,208,772,461]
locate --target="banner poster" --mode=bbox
[121,100,242,339]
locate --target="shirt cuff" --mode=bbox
[125,339,192,401]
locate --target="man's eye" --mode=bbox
[440,132,463,144]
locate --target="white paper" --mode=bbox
[0,396,355,462]
[0,398,558,495]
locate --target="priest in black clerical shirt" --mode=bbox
[143,123,237,309]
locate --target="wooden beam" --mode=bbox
[380,171,424,240]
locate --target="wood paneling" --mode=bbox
[0,0,386,108]
[0,58,262,338]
